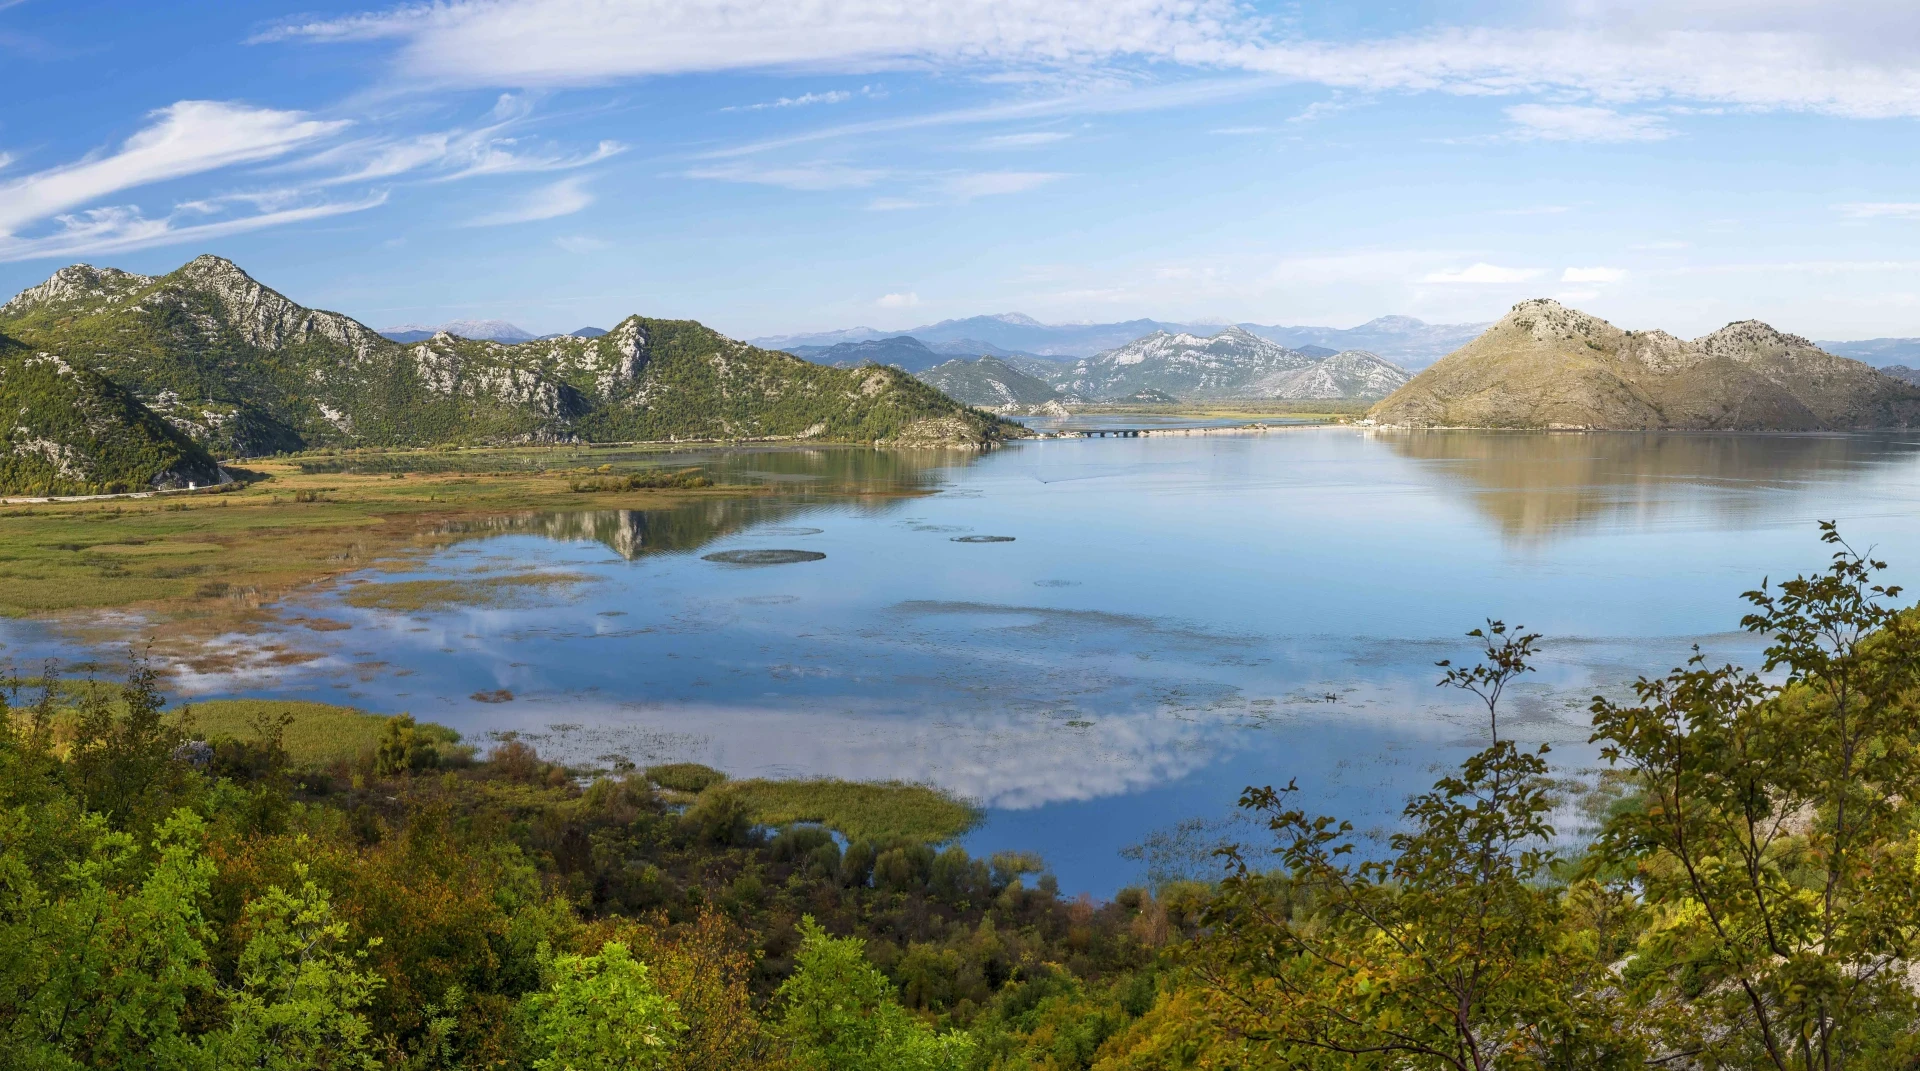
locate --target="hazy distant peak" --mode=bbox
[381,318,536,343]
[990,312,1044,326]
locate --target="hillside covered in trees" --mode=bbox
[3,523,1917,1069]
[0,257,1020,465]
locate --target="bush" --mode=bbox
[686,788,755,846]
[373,714,439,776]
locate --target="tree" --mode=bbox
[213,866,383,1071]
[374,715,439,777]
[516,941,682,1071]
[776,917,975,1071]
[1197,622,1643,1070]
[1589,522,1920,1069]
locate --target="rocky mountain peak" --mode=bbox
[1500,299,1617,344]
[2,263,154,314]
[1693,319,1817,362]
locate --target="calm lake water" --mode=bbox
[18,428,1920,894]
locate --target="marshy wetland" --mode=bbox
[6,427,1920,892]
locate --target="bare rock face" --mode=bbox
[1368,299,1920,431]
[173,255,387,361]
[0,265,154,315]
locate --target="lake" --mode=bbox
[15,428,1920,894]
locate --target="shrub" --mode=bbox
[373,714,439,776]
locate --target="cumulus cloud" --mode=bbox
[1504,104,1672,142]
[1562,266,1628,282]
[465,175,594,226]
[1422,263,1542,283]
[875,291,920,307]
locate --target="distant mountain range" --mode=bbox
[1046,327,1411,402]
[0,257,1015,488]
[380,320,607,344]
[754,312,1490,367]
[1814,338,1920,367]
[1371,300,1920,430]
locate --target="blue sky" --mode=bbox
[4,0,1920,340]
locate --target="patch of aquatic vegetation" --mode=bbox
[646,762,977,841]
[179,698,463,768]
[724,778,980,843]
[700,549,826,565]
[646,761,729,793]
[340,570,595,611]
[568,467,710,491]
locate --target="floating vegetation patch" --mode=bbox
[722,778,980,843]
[951,535,1015,543]
[739,594,800,605]
[340,570,594,611]
[647,762,728,793]
[1034,579,1080,587]
[470,688,514,703]
[757,526,824,536]
[701,549,826,565]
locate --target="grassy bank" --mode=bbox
[0,450,750,621]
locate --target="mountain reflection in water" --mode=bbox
[1375,430,1920,542]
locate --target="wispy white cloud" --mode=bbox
[0,101,348,234]
[937,171,1063,199]
[1562,266,1627,282]
[875,291,920,308]
[1288,98,1352,124]
[262,0,1920,121]
[1836,202,1920,219]
[684,162,890,190]
[1422,262,1541,283]
[723,90,852,112]
[465,175,593,226]
[0,194,388,264]
[978,131,1071,148]
[1504,104,1672,142]
[258,0,1259,86]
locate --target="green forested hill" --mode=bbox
[0,330,221,496]
[0,256,1019,456]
